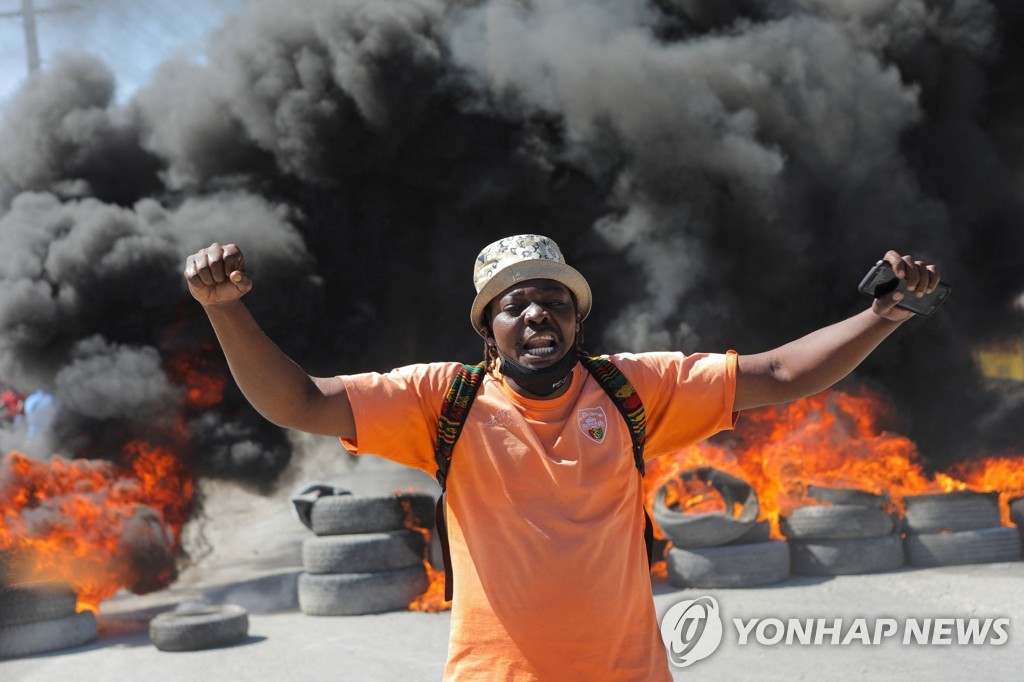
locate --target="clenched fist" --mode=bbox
[184,243,253,307]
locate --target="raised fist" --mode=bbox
[184,243,253,307]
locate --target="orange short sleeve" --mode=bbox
[609,350,738,459]
[339,362,461,474]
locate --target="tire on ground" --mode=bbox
[789,534,904,576]
[303,530,426,574]
[807,485,888,508]
[665,540,790,588]
[780,504,895,541]
[1009,496,1024,528]
[298,565,429,616]
[653,467,759,548]
[904,526,1022,568]
[0,581,78,627]
[0,611,97,659]
[150,604,249,652]
[311,493,434,536]
[0,550,14,587]
[903,491,1001,534]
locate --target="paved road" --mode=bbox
[3,563,1021,681]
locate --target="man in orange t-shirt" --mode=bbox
[185,234,941,680]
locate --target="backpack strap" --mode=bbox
[435,362,487,489]
[578,353,655,567]
[434,362,486,601]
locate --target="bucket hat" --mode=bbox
[470,234,592,337]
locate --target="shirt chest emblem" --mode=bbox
[577,406,608,443]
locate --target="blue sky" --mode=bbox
[0,0,244,108]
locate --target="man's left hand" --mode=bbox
[871,250,941,322]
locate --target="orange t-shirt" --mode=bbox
[341,351,738,681]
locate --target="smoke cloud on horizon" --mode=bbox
[1,0,1022,487]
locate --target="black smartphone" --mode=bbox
[858,260,951,317]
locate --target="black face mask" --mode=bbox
[497,348,578,397]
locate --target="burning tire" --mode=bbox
[1009,496,1024,529]
[665,540,790,588]
[903,491,1002,534]
[298,564,429,616]
[904,526,1022,568]
[653,467,759,548]
[302,530,426,574]
[0,611,97,659]
[149,604,250,652]
[0,581,78,627]
[1012,497,1024,547]
[0,550,15,587]
[788,534,904,576]
[807,485,888,508]
[732,520,772,545]
[311,492,435,536]
[779,504,895,541]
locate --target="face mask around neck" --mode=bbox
[497,348,578,397]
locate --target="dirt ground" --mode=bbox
[2,446,1022,681]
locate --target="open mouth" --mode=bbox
[523,335,559,357]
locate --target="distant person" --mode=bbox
[185,234,940,680]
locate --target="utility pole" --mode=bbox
[21,0,40,73]
[0,0,79,75]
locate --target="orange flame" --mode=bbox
[408,564,452,613]
[166,348,227,409]
[0,443,193,613]
[397,491,451,613]
[948,453,1024,525]
[641,386,1022,547]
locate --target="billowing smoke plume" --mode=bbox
[1,0,1022,492]
[0,53,163,204]
[0,187,317,480]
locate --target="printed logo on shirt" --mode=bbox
[577,407,608,443]
[485,409,516,428]
[660,595,723,668]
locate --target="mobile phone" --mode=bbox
[858,260,951,317]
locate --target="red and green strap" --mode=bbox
[434,362,487,490]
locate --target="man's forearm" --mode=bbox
[736,309,904,410]
[203,301,328,429]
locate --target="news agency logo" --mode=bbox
[660,595,1011,670]
[659,596,724,668]
[731,616,1010,647]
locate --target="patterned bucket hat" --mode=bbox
[470,234,592,337]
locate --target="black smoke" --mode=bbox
[0,0,1021,485]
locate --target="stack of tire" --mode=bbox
[659,467,790,588]
[783,486,904,576]
[0,580,98,659]
[297,492,435,616]
[1012,496,1024,547]
[903,491,1021,568]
